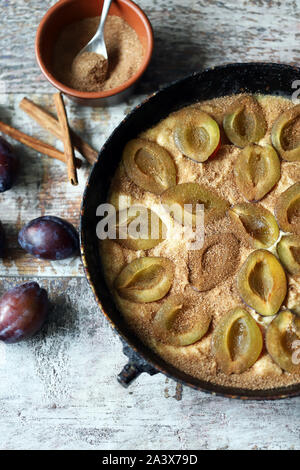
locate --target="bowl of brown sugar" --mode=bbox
[36,0,153,106]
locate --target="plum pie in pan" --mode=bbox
[98,92,300,391]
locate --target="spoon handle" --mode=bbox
[98,0,113,36]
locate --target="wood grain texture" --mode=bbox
[0,277,299,451]
[0,93,140,276]
[0,0,300,451]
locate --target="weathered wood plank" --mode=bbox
[0,93,142,276]
[1,0,300,94]
[0,277,299,451]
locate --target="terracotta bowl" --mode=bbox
[35,0,153,107]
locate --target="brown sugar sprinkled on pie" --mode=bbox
[99,94,300,390]
[188,233,240,292]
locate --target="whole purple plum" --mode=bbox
[0,282,49,343]
[18,216,79,260]
[0,136,18,192]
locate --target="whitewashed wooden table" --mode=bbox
[0,0,300,451]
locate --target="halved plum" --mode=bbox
[114,256,174,303]
[99,239,125,286]
[223,96,267,147]
[113,206,166,251]
[237,249,287,316]
[275,182,300,234]
[188,233,240,291]
[228,203,279,249]
[212,307,263,374]
[277,234,300,276]
[123,138,177,195]
[234,144,280,201]
[271,104,300,161]
[266,310,300,373]
[152,295,211,346]
[161,182,229,227]
[173,108,221,162]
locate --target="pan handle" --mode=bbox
[118,342,158,388]
[117,362,143,387]
[118,361,158,388]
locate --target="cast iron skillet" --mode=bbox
[80,62,300,400]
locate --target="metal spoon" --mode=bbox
[78,0,113,61]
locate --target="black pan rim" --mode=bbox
[80,61,300,400]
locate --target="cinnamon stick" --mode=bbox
[20,97,98,165]
[0,120,82,168]
[54,92,78,186]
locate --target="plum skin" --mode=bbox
[0,282,49,343]
[18,216,79,260]
[0,136,18,193]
